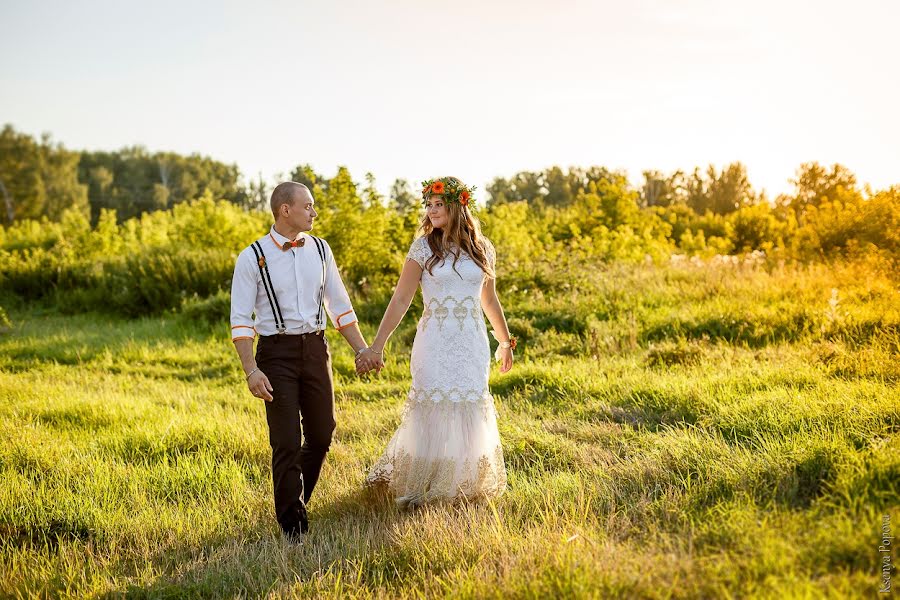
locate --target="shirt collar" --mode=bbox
[269,226,306,248]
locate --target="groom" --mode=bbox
[230,181,382,542]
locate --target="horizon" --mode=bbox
[4,121,890,202]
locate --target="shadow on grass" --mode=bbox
[104,485,420,598]
[1,518,95,552]
[34,405,115,431]
[641,311,821,347]
[580,386,702,432]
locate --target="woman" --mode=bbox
[358,176,515,508]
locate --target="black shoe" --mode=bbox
[280,500,309,535]
[297,499,309,534]
[281,526,305,545]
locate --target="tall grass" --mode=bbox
[1,257,897,597]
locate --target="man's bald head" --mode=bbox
[270,182,311,220]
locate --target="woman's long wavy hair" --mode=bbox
[419,177,495,279]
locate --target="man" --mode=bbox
[230,181,382,543]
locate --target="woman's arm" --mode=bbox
[481,276,514,373]
[359,259,423,368]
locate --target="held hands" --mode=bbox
[355,347,384,376]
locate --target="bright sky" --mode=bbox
[2,0,898,199]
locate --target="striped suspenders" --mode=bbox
[249,237,327,335]
[251,241,286,334]
[309,236,327,333]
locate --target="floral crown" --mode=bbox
[421,177,476,207]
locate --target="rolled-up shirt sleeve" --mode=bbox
[321,241,358,331]
[230,249,258,341]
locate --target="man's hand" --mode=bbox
[355,348,384,375]
[247,370,274,401]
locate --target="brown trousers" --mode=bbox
[255,333,335,530]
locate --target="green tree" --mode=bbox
[706,163,755,215]
[78,147,246,222]
[245,173,270,212]
[486,176,514,205]
[544,166,573,207]
[390,178,419,216]
[363,172,383,207]
[0,125,46,224]
[290,164,323,192]
[39,134,89,220]
[727,201,786,253]
[684,163,755,215]
[784,162,859,219]
[0,126,89,224]
[509,171,543,205]
[641,170,687,208]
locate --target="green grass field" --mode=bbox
[1,259,898,598]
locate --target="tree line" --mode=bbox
[2,124,888,231]
[0,125,247,224]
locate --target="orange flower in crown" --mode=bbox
[420,176,477,208]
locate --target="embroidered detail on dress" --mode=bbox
[404,387,497,421]
[407,386,491,404]
[419,295,482,331]
[367,443,507,507]
[434,303,450,329]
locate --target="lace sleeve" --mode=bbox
[406,237,431,269]
[483,238,496,270]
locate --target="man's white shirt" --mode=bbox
[230,227,358,340]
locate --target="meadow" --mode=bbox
[1,252,898,598]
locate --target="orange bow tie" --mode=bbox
[281,238,305,251]
[269,233,306,247]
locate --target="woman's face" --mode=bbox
[425,195,448,229]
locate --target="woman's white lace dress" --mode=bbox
[366,236,507,507]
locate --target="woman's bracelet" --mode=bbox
[496,335,517,350]
[245,367,259,380]
[491,331,517,350]
[356,347,383,359]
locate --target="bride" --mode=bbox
[357,176,515,507]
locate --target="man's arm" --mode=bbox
[230,250,273,400]
[335,322,367,355]
[234,337,273,401]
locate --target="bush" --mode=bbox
[1,172,899,319]
[179,290,231,331]
[0,305,11,334]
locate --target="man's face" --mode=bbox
[285,189,318,232]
